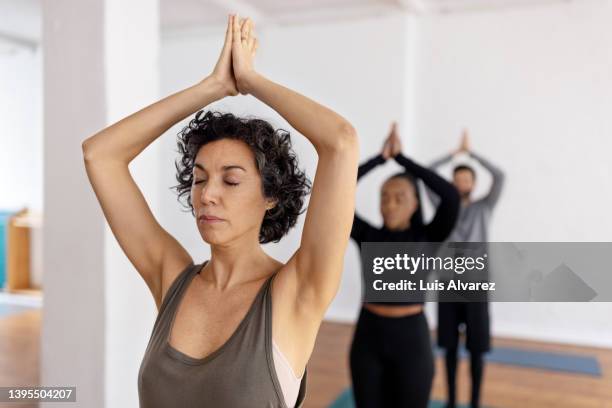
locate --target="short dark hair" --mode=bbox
[171,110,312,244]
[453,164,476,179]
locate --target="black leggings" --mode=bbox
[349,307,434,408]
[444,348,484,408]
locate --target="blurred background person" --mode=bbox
[426,129,505,408]
[348,122,460,407]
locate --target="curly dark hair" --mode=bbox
[171,110,312,244]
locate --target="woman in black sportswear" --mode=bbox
[349,122,460,408]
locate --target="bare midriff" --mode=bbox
[364,303,423,317]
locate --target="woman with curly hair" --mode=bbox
[82,14,358,408]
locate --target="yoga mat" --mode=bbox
[433,345,602,377]
[329,345,601,407]
[329,388,492,408]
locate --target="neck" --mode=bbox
[387,219,411,231]
[205,231,274,290]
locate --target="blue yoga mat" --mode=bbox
[433,345,602,377]
[329,388,492,408]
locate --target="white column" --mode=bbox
[41,0,160,407]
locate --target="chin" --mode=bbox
[201,236,230,247]
[199,230,226,245]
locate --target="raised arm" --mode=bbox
[350,153,386,246]
[358,153,386,180]
[394,153,460,241]
[351,123,399,246]
[430,152,454,169]
[470,151,505,208]
[230,16,359,316]
[81,16,238,310]
[425,152,454,208]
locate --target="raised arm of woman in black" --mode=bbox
[350,122,399,245]
[351,153,386,246]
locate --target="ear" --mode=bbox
[265,198,278,211]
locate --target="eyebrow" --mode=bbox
[194,163,247,172]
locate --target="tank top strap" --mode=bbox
[151,260,204,334]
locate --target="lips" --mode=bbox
[198,214,224,222]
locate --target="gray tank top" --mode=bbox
[138,261,308,407]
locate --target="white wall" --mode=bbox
[0,47,43,212]
[103,1,161,407]
[41,0,107,405]
[413,0,612,347]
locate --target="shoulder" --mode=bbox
[157,247,194,311]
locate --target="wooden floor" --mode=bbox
[1,310,611,408]
[0,309,39,408]
[307,321,612,408]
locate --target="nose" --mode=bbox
[200,179,221,206]
[383,202,397,212]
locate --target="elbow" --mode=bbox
[335,121,359,151]
[339,121,358,140]
[81,139,94,162]
[81,137,124,164]
[324,122,359,153]
[492,173,505,191]
[81,138,105,164]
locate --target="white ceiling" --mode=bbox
[159,0,573,30]
[0,0,574,52]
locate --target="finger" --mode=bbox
[241,17,248,40]
[252,38,259,55]
[246,18,252,39]
[382,138,390,151]
[220,14,233,56]
[241,17,249,42]
[232,14,241,45]
[247,37,255,52]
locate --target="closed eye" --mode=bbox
[193,179,239,187]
